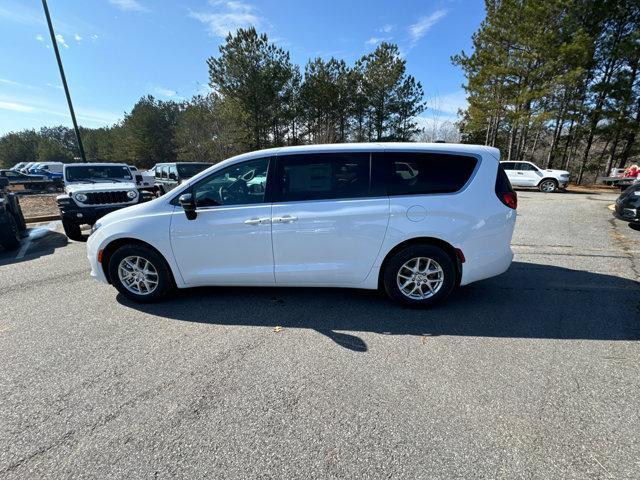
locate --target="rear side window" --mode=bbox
[372,152,478,195]
[275,153,370,202]
[501,162,515,170]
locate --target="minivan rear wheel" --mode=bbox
[108,244,173,302]
[383,245,456,307]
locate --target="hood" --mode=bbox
[95,196,168,227]
[65,182,137,194]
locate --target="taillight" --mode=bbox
[495,164,517,209]
[502,191,517,209]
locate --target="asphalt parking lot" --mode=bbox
[1,190,638,479]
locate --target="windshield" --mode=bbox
[65,165,133,182]
[177,163,209,178]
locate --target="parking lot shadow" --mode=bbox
[118,261,640,351]
[0,224,68,267]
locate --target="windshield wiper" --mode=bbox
[71,178,96,183]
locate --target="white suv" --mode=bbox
[501,161,570,192]
[87,143,517,307]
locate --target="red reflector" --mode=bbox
[97,249,103,263]
[455,248,465,263]
[502,192,517,209]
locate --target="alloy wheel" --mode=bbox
[396,256,444,300]
[117,256,159,295]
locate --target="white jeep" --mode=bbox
[57,163,146,241]
[500,161,570,193]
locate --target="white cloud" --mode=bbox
[428,91,467,116]
[190,1,263,37]
[91,34,99,40]
[0,78,37,90]
[0,93,121,127]
[45,83,64,91]
[153,86,183,100]
[35,34,44,41]
[108,0,148,12]
[378,24,394,34]
[55,34,69,49]
[409,10,447,46]
[365,36,392,46]
[74,34,82,41]
[0,100,35,112]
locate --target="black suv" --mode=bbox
[614,181,640,225]
[154,162,210,195]
[0,178,27,250]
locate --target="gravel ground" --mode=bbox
[0,190,638,479]
[16,194,59,218]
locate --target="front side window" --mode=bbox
[192,158,269,207]
[373,152,478,195]
[276,153,370,202]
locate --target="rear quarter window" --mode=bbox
[372,152,478,195]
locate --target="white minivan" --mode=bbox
[87,143,517,306]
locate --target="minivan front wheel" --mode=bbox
[383,245,456,307]
[108,244,173,302]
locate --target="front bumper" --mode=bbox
[86,233,109,284]
[614,204,639,223]
[60,204,129,226]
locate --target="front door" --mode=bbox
[170,157,274,286]
[270,152,389,285]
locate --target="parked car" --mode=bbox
[128,165,156,191]
[500,161,570,192]
[613,181,640,225]
[19,162,36,174]
[0,177,27,250]
[57,163,152,241]
[29,162,64,180]
[0,169,61,192]
[87,143,517,306]
[10,162,28,171]
[153,162,210,195]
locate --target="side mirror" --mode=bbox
[179,193,197,220]
[169,173,177,180]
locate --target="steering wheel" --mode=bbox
[219,180,248,204]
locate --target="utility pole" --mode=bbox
[41,0,86,163]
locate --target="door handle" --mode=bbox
[244,217,271,225]
[273,215,298,223]
[517,172,524,175]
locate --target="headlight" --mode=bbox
[90,222,102,235]
[126,190,137,199]
[75,193,88,202]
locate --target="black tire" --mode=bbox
[383,244,456,307]
[0,213,21,250]
[538,178,558,193]
[45,183,57,193]
[7,194,26,232]
[108,244,173,303]
[61,217,84,242]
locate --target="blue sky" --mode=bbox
[0,0,485,136]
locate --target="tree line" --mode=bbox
[454,0,640,182]
[0,28,426,170]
